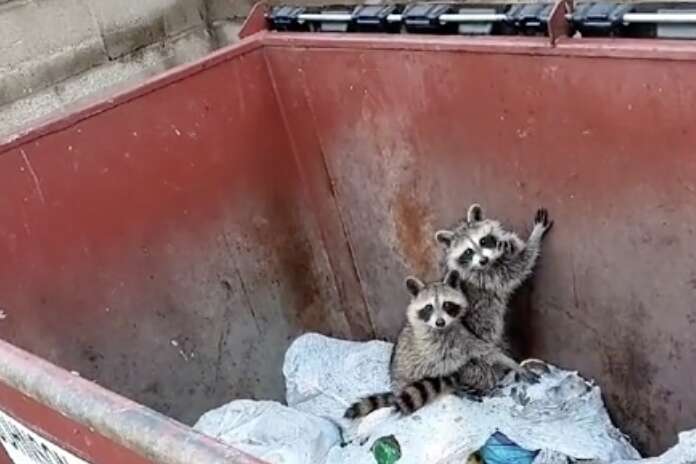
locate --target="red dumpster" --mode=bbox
[0,3,695,462]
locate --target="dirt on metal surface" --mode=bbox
[0,43,353,432]
[263,34,696,454]
[1,29,696,460]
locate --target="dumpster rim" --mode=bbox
[0,338,266,464]
[4,31,696,155]
[0,33,267,157]
[260,32,696,62]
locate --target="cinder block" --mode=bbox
[88,0,207,59]
[0,26,215,142]
[0,0,106,106]
[205,0,258,21]
[210,20,244,46]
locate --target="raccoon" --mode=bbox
[344,270,537,419]
[435,204,553,348]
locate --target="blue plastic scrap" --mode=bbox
[478,431,540,464]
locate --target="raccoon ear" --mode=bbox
[444,270,461,289]
[435,230,454,247]
[467,204,484,223]
[405,276,425,297]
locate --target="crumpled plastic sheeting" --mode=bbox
[195,333,696,464]
[285,333,639,464]
[612,430,696,464]
[193,399,340,464]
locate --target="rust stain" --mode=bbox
[393,182,436,278]
[597,301,666,454]
[251,186,332,335]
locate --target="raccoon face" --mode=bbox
[405,271,468,331]
[435,204,507,275]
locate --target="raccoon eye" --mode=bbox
[417,304,434,321]
[442,302,461,317]
[458,248,474,264]
[479,234,497,248]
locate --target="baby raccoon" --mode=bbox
[435,204,553,348]
[344,270,537,419]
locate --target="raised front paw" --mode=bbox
[533,208,554,237]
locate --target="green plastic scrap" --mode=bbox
[371,435,402,464]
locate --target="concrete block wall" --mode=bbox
[0,0,247,140]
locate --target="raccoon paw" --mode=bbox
[515,368,541,385]
[520,358,551,374]
[496,239,516,255]
[533,208,554,236]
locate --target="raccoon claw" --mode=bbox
[534,208,554,236]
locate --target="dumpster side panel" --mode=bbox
[0,339,265,464]
[263,50,376,340]
[0,380,153,464]
[266,39,696,454]
[0,46,352,427]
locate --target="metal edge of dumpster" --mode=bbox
[0,31,266,153]
[257,26,696,62]
[0,338,266,464]
[0,30,275,464]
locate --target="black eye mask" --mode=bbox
[442,301,461,318]
[479,234,498,249]
[418,304,434,321]
[458,249,474,265]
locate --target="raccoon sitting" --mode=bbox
[344,270,537,419]
[434,204,553,391]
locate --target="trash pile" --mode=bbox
[194,333,696,464]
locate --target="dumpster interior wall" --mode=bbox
[1,34,695,456]
[0,44,360,430]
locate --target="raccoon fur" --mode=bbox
[435,203,553,347]
[344,270,537,419]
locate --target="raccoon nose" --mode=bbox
[435,318,446,328]
[479,257,489,265]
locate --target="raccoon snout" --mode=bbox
[435,318,446,328]
[479,257,489,266]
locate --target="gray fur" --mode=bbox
[344,270,536,419]
[435,204,553,346]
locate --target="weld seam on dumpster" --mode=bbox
[0,340,265,464]
[297,58,378,337]
[262,47,376,339]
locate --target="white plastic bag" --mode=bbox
[193,399,340,464]
[195,333,696,464]
[284,333,640,464]
[612,430,696,464]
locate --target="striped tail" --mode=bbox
[344,392,396,419]
[395,371,480,415]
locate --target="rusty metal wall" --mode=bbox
[0,40,361,433]
[2,28,696,459]
[265,34,696,455]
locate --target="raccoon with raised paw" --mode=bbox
[435,204,553,389]
[344,270,537,419]
[435,203,553,347]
